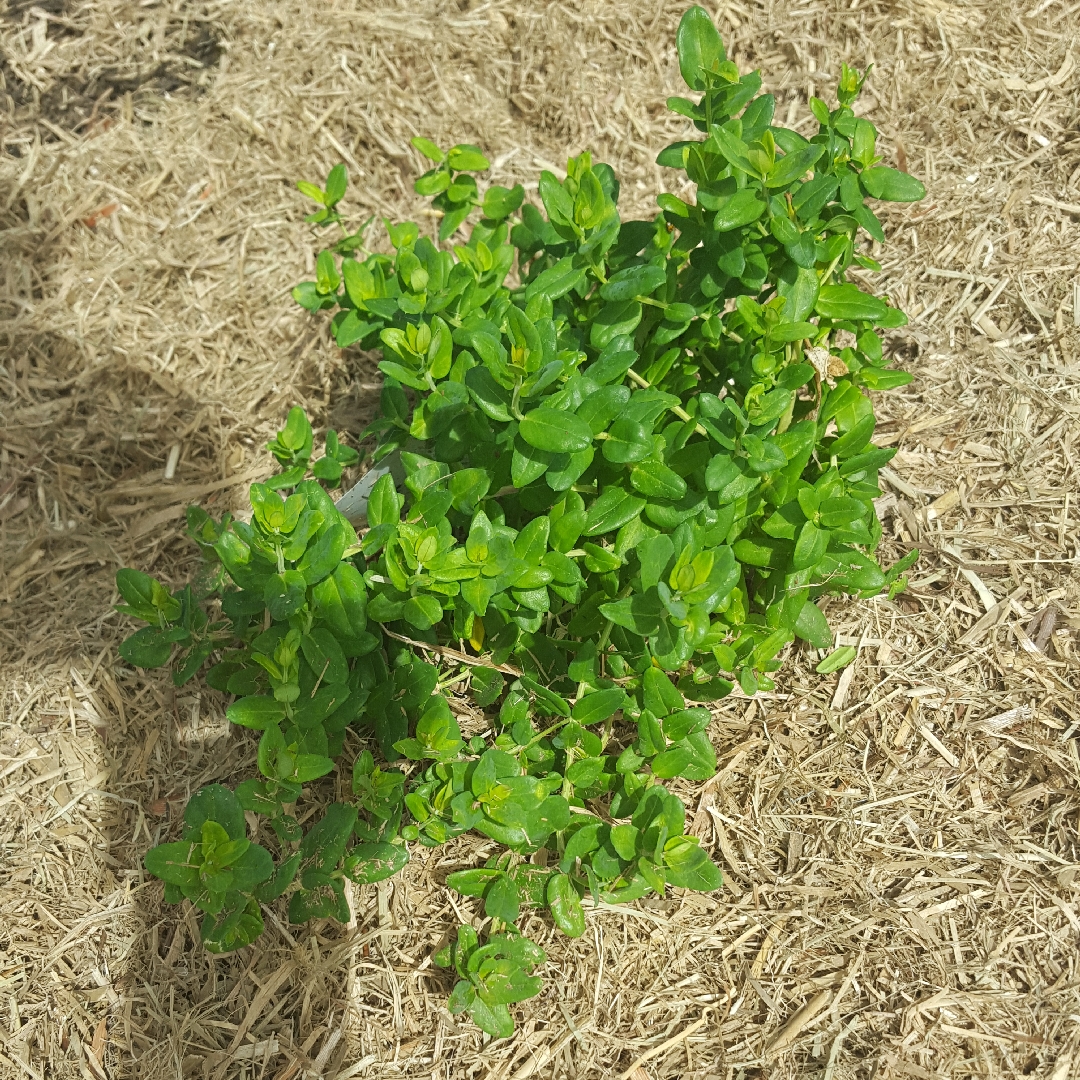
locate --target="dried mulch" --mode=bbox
[1,1,1079,1077]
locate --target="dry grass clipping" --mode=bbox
[2,0,1080,1077]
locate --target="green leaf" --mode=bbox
[415,170,450,197]
[585,341,638,385]
[815,284,889,323]
[298,753,339,782]
[519,408,594,454]
[584,487,646,536]
[524,796,568,847]
[861,166,926,202]
[571,688,626,726]
[311,563,369,651]
[793,520,827,570]
[465,366,513,421]
[484,873,520,924]
[547,873,585,937]
[447,978,475,1013]
[116,568,174,620]
[254,852,302,902]
[885,549,920,585]
[860,368,913,390]
[367,472,402,528]
[602,418,653,464]
[651,745,695,778]
[816,645,856,674]
[264,569,308,620]
[767,144,824,188]
[525,256,587,302]
[840,447,896,476]
[411,136,445,163]
[663,837,721,891]
[297,180,325,205]
[599,590,664,636]
[637,534,674,591]
[656,140,693,167]
[643,667,684,716]
[448,868,502,898]
[709,126,757,178]
[775,264,819,323]
[590,300,642,349]
[185,785,246,841]
[316,250,340,295]
[560,822,604,873]
[483,184,525,220]
[297,522,346,586]
[144,841,200,888]
[794,600,831,649]
[600,263,667,302]
[289,879,349,923]
[652,194,686,221]
[300,628,349,687]
[472,667,505,707]
[201,901,265,953]
[566,757,605,788]
[608,823,638,860]
[819,497,866,528]
[471,752,500,799]
[469,996,515,1039]
[512,438,552,488]
[676,5,725,90]
[439,203,472,241]
[118,626,175,668]
[577,385,630,435]
[751,628,793,669]
[403,594,444,631]
[325,164,347,205]
[638,857,666,895]
[712,188,766,231]
[448,144,490,172]
[227,696,287,731]
[300,802,358,874]
[546,448,594,492]
[228,844,275,892]
[631,460,687,500]
[343,842,409,884]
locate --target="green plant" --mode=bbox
[120,7,923,1038]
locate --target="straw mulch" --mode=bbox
[2,0,1079,1076]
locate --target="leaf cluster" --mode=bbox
[122,5,923,1040]
[287,9,922,698]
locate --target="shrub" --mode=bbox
[120,6,922,1037]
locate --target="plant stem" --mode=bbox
[626,368,708,436]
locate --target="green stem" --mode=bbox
[561,749,575,799]
[626,368,708,436]
[523,717,572,750]
[821,252,843,285]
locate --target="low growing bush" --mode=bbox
[120,7,922,1037]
